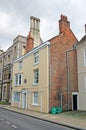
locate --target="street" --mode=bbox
[0,108,74,130]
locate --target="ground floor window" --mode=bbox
[14,92,20,102]
[33,92,38,105]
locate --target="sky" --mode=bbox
[0,0,86,51]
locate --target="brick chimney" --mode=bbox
[26,31,34,53]
[59,14,70,34]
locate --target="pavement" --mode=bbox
[0,105,86,130]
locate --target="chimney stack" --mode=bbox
[26,32,34,53]
[59,14,70,34]
[85,24,86,34]
[30,16,41,47]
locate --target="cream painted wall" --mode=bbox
[12,44,50,113]
[77,40,86,110]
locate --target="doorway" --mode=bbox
[73,95,77,110]
[22,90,27,109]
[72,92,78,110]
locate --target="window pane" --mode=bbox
[34,52,39,63]
[34,92,38,104]
[85,76,86,92]
[84,50,86,66]
[14,92,20,102]
[18,61,22,70]
[15,75,18,85]
[19,74,22,85]
[34,69,39,83]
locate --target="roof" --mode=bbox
[13,41,50,63]
[79,35,86,43]
[75,35,86,47]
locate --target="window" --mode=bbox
[19,74,22,85]
[34,69,39,84]
[8,67,11,79]
[84,76,86,92]
[0,72,1,79]
[34,52,39,64]
[14,46,16,52]
[8,55,10,61]
[18,61,23,70]
[14,92,20,102]
[15,74,22,86]
[33,92,38,105]
[84,49,86,66]
[3,86,6,98]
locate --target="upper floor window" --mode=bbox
[34,69,39,84]
[0,60,2,64]
[14,46,17,52]
[84,76,86,92]
[84,49,86,66]
[8,67,11,79]
[18,61,23,70]
[34,52,39,64]
[8,54,10,60]
[0,72,2,79]
[15,74,22,86]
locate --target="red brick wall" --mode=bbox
[49,15,78,111]
[26,32,34,53]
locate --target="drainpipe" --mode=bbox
[60,93,63,108]
[66,47,76,110]
[47,42,51,112]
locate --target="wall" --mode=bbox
[49,28,78,110]
[12,44,49,113]
[77,40,86,110]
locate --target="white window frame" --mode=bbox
[84,49,86,66]
[15,74,22,86]
[18,61,23,70]
[34,52,39,64]
[33,69,39,85]
[13,92,20,103]
[32,92,38,106]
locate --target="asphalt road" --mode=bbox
[0,108,74,130]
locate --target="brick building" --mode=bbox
[49,15,78,111]
[11,14,78,112]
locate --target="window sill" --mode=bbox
[33,62,39,66]
[13,101,19,103]
[33,83,39,86]
[32,103,39,106]
[14,85,22,87]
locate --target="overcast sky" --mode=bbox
[0,0,86,51]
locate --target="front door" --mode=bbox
[73,95,77,110]
[24,93,26,109]
[22,90,26,109]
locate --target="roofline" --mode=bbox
[13,41,50,63]
[47,34,60,41]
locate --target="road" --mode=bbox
[0,108,74,130]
